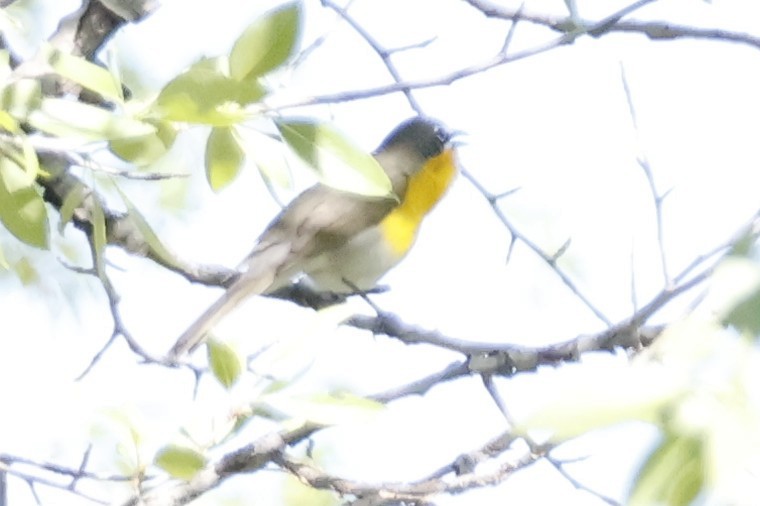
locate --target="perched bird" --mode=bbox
[168,117,458,360]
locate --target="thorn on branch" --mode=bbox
[550,238,571,263]
[492,186,522,202]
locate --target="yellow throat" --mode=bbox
[380,148,457,256]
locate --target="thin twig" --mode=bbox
[422,431,518,480]
[620,63,670,285]
[259,0,675,113]
[464,0,760,49]
[481,374,516,426]
[461,167,613,326]
[0,133,187,180]
[321,0,423,113]
[546,455,622,506]
[369,361,471,403]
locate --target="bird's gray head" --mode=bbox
[376,117,452,160]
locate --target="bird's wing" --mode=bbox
[166,185,394,360]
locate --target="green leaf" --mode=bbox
[27,98,155,140]
[113,185,178,269]
[724,287,760,336]
[0,157,49,248]
[0,109,19,132]
[205,126,245,191]
[229,2,301,81]
[110,120,177,165]
[275,119,392,197]
[188,55,226,72]
[58,183,87,234]
[207,339,242,389]
[11,256,39,285]
[0,244,7,269]
[629,433,704,506]
[154,445,206,481]
[155,67,265,125]
[91,195,106,275]
[20,135,39,180]
[0,78,41,119]
[729,230,756,257]
[42,44,123,102]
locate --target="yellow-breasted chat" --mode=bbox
[168,117,458,359]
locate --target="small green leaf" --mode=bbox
[110,120,177,165]
[0,78,41,119]
[229,2,301,81]
[188,56,226,72]
[154,445,206,481]
[0,109,19,132]
[109,134,167,166]
[155,67,265,125]
[0,244,7,269]
[0,157,49,248]
[20,135,39,180]
[724,287,760,336]
[91,196,106,275]
[275,119,392,197]
[43,44,123,102]
[207,339,242,389]
[58,183,87,234]
[27,98,155,140]
[205,126,245,191]
[729,230,756,257]
[113,185,178,269]
[629,433,704,506]
[188,57,267,106]
[12,256,39,285]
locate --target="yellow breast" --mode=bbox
[303,147,457,292]
[380,148,457,255]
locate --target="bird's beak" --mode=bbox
[448,129,468,148]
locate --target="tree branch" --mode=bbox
[463,0,760,50]
[122,424,317,506]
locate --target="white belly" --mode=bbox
[302,225,405,292]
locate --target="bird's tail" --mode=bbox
[166,243,292,361]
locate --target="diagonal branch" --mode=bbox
[320,0,424,113]
[460,167,612,326]
[121,424,317,506]
[620,63,671,288]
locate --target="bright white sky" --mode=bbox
[2,0,760,505]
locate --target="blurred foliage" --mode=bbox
[522,248,760,505]
[0,0,390,261]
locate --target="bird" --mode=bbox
[167,116,458,360]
